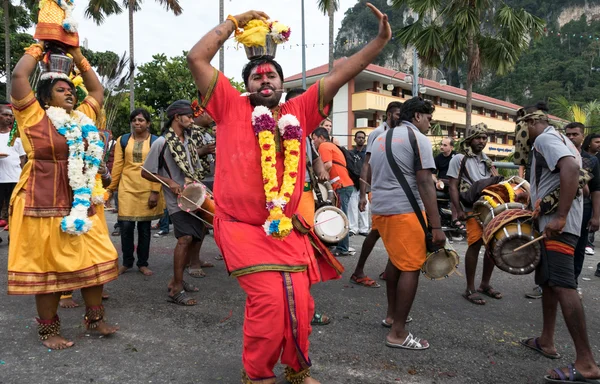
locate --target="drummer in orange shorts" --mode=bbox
[369,97,445,350]
[447,123,502,305]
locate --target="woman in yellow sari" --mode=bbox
[8,43,119,350]
[107,108,164,275]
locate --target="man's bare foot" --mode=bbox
[138,266,153,276]
[304,377,321,384]
[42,335,74,350]
[118,266,131,275]
[88,320,119,336]
[59,297,79,308]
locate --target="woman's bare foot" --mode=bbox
[138,266,153,276]
[42,335,74,350]
[88,320,119,336]
[118,266,131,275]
[59,297,79,309]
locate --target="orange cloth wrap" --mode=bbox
[466,216,483,246]
[372,212,427,271]
[297,190,315,226]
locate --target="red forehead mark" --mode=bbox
[255,64,274,75]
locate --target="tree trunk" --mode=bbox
[4,0,10,100]
[328,2,334,72]
[128,1,135,113]
[465,33,474,131]
[218,0,224,72]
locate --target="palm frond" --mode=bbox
[549,96,575,121]
[155,0,182,16]
[413,24,445,68]
[84,0,122,25]
[478,36,518,75]
[396,22,424,48]
[316,0,339,15]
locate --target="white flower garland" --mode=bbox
[46,106,105,235]
[55,0,78,33]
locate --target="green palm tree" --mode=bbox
[85,0,183,112]
[550,96,600,132]
[316,0,339,72]
[390,0,544,130]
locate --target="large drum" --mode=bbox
[479,177,530,208]
[177,182,215,226]
[313,206,349,244]
[421,248,460,280]
[472,201,527,227]
[483,209,540,275]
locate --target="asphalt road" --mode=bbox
[2,211,600,384]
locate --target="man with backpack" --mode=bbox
[312,127,356,256]
[349,131,370,236]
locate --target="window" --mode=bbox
[457,102,466,111]
[441,98,451,107]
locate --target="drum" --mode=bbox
[313,181,336,208]
[483,209,540,275]
[177,182,215,226]
[313,206,349,244]
[472,200,527,227]
[480,177,530,208]
[421,248,460,280]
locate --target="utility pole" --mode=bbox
[219,0,224,73]
[301,0,306,89]
[412,47,419,96]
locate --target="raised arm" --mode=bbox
[11,44,41,101]
[187,10,269,95]
[321,3,391,105]
[68,46,104,105]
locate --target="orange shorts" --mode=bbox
[466,215,483,246]
[372,212,426,271]
[297,190,315,226]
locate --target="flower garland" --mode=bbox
[252,106,302,239]
[46,106,105,235]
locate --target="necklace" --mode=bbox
[46,106,106,235]
[252,106,302,239]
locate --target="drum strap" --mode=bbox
[384,128,436,252]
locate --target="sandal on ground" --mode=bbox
[111,229,120,236]
[520,337,561,359]
[452,220,466,230]
[385,332,429,350]
[200,261,214,268]
[187,267,206,278]
[350,274,381,288]
[311,313,330,326]
[463,290,486,305]
[167,290,196,306]
[544,363,600,383]
[381,317,413,327]
[478,286,503,299]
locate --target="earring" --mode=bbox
[44,104,49,109]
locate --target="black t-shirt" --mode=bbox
[434,151,456,180]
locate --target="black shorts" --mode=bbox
[170,211,207,241]
[535,232,579,289]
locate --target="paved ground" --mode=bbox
[2,211,600,383]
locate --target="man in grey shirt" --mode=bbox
[517,110,600,382]
[142,100,210,307]
[370,97,445,350]
[447,123,502,306]
[351,101,402,287]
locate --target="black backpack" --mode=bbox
[333,145,362,189]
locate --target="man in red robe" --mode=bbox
[187,5,391,384]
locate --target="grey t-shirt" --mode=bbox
[370,122,435,215]
[366,122,389,156]
[531,126,582,237]
[143,135,203,215]
[446,152,492,185]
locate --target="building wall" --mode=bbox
[332,83,350,147]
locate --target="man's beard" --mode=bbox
[249,88,282,109]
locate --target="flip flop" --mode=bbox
[544,363,600,383]
[187,267,206,278]
[385,332,429,350]
[381,317,412,327]
[311,313,330,326]
[477,286,503,299]
[182,280,199,292]
[520,337,561,359]
[350,274,381,288]
[200,261,215,268]
[463,290,486,305]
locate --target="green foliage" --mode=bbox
[110,96,159,139]
[81,47,121,78]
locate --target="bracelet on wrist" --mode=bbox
[24,43,44,62]
[76,57,92,73]
[101,172,111,180]
[227,15,243,36]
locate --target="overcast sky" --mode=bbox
[68,0,363,83]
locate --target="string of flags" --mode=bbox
[546,29,600,40]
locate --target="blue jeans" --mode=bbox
[159,209,170,233]
[335,186,354,253]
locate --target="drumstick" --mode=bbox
[359,178,371,188]
[312,215,346,229]
[512,234,546,252]
[140,166,215,224]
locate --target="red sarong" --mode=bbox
[238,270,314,381]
